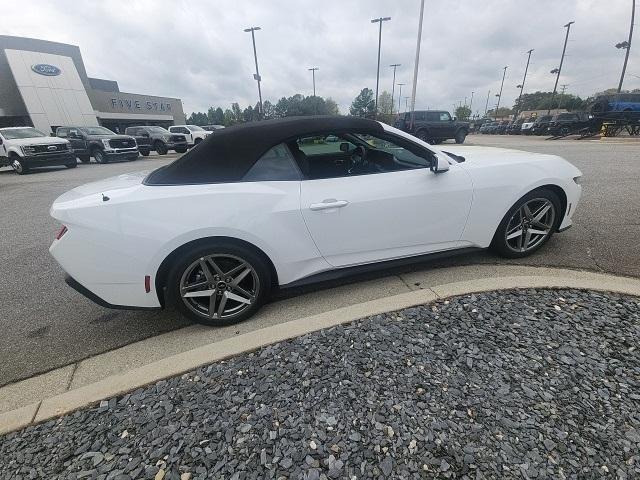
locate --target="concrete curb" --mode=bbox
[2,268,640,435]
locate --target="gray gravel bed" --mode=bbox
[1,288,639,479]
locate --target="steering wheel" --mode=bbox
[348,145,367,174]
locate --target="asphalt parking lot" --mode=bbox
[1,136,639,387]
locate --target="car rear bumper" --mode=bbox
[65,275,159,311]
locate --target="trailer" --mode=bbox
[546,111,640,140]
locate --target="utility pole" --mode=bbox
[410,0,425,127]
[549,21,575,114]
[484,90,490,117]
[516,49,534,115]
[617,0,635,92]
[371,16,391,118]
[244,27,263,118]
[397,83,405,113]
[495,66,507,119]
[308,67,319,97]
[389,63,401,113]
[469,91,474,114]
[404,96,410,113]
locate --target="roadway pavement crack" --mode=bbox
[66,363,79,391]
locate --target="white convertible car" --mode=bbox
[50,116,581,326]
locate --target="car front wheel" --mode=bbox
[93,149,108,164]
[10,155,28,174]
[155,141,168,155]
[491,189,561,258]
[454,130,467,144]
[166,241,271,326]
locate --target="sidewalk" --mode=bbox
[1,285,639,479]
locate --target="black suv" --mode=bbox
[530,115,553,136]
[394,110,470,144]
[124,126,188,156]
[546,112,591,136]
[56,126,138,164]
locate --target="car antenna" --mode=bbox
[102,194,110,202]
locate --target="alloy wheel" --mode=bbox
[504,198,556,253]
[179,254,259,321]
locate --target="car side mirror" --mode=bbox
[452,117,457,121]
[430,156,450,174]
[339,142,350,153]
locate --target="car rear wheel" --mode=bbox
[491,189,561,259]
[155,141,168,155]
[10,155,28,175]
[166,241,272,326]
[65,161,77,168]
[454,130,467,144]
[93,149,108,164]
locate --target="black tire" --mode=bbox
[175,146,188,154]
[93,149,108,164]
[194,137,202,145]
[65,161,77,169]
[415,129,430,143]
[454,129,467,144]
[491,188,562,259]
[79,155,91,164]
[560,126,570,136]
[140,149,150,157]
[165,240,272,326]
[10,154,28,175]
[154,141,168,155]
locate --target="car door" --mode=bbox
[67,128,87,154]
[299,131,473,267]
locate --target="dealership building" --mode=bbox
[0,35,185,134]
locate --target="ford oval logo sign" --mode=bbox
[31,64,61,76]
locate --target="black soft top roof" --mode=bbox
[144,115,383,185]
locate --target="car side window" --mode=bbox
[439,112,451,121]
[426,112,440,121]
[69,128,80,137]
[353,133,433,172]
[297,135,356,156]
[242,143,301,182]
[57,128,68,138]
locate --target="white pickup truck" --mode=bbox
[168,125,210,148]
[0,127,75,174]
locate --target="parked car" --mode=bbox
[531,115,553,136]
[495,120,511,135]
[124,126,188,155]
[394,110,469,144]
[479,121,498,134]
[168,125,210,148]
[546,112,591,136]
[590,93,640,113]
[506,119,525,135]
[203,125,225,132]
[50,116,581,326]
[56,126,138,164]
[520,117,537,135]
[0,127,75,174]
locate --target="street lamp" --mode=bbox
[469,91,474,115]
[410,0,426,126]
[308,67,319,97]
[397,83,405,113]
[617,0,635,93]
[549,21,575,114]
[390,63,401,113]
[495,66,508,119]
[371,16,391,118]
[515,49,534,116]
[244,26,263,118]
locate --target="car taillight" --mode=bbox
[55,225,68,240]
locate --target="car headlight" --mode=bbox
[162,135,171,142]
[102,139,112,149]
[21,145,35,155]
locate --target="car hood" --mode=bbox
[6,136,69,146]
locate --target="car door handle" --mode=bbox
[309,199,349,211]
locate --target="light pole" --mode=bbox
[397,83,405,113]
[390,63,401,113]
[495,66,507,119]
[244,26,263,118]
[410,0,426,127]
[469,91,474,114]
[516,49,534,116]
[484,90,490,117]
[404,96,410,113]
[371,16,391,118]
[549,21,575,114]
[617,0,635,92]
[308,67,319,97]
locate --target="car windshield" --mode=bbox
[146,126,169,134]
[79,126,115,135]
[187,125,204,131]
[0,127,47,139]
[536,116,552,122]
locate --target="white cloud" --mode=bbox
[3,0,636,116]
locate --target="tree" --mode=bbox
[262,100,275,119]
[350,88,375,117]
[186,111,208,125]
[325,97,340,115]
[455,105,471,121]
[207,107,224,125]
[486,107,513,119]
[243,105,256,122]
[231,103,243,123]
[513,91,586,113]
[223,109,235,126]
[376,91,394,124]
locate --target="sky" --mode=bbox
[2,0,636,116]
